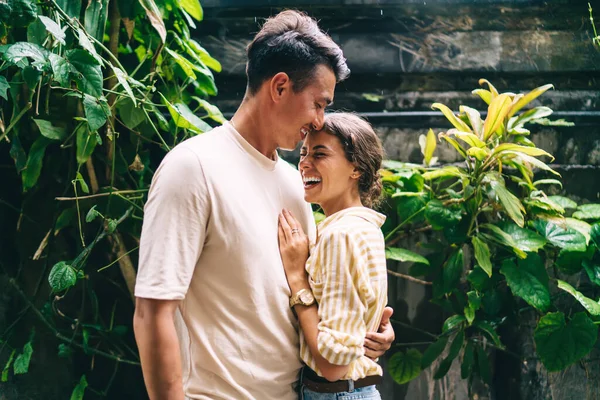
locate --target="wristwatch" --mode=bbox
[289,288,315,309]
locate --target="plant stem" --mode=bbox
[0,102,32,142]
[384,206,426,242]
[55,189,148,201]
[387,269,432,285]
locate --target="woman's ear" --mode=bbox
[351,168,361,180]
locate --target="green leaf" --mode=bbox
[178,0,203,20]
[13,341,33,375]
[573,204,600,221]
[443,248,464,294]
[112,66,136,106]
[165,47,197,79]
[187,39,222,72]
[139,0,166,42]
[107,219,117,234]
[468,267,491,291]
[503,151,560,177]
[419,128,437,166]
[385,247,429,265]
[117,98,145,129]
[500,257,550,312]
[555,250,587,274]
[439,135,467,158]
[475,345,491,383]
[509,106,553,130]
[459,105,484,138]
[464,305,475,325]
[425,199,462,230]
[432,103,472,132]
[480,224,527,258]
[478,79,499,97]
[75,172,89,194]
[483,93,512,140]
[55,0,81,19]
[70,375,88,400]
[66,49,103,96]
[76,26,103,66]
[443,315,466,333]
[22,137,51,192]
[461,342,474,379]
[84,0,109,41]
[160,93,212,134]
[508,84,554,118]
[556,280,600,316]
[2,350,16,382]
[421,166,466,181]
[486,174,525,227]
[48,261,77,292]
[38,15,65,45]
[191,96,225,123]
[0,75,8,100]
[472,236,492,277]
[591,223,600,249]
[534,312,597,372]
[583,260,600,286]
[493,144,553,160]
[76,124,98,164]
[3,42,50,70]
[472,88,492,105]
[548,196,577,210]
[8,0,37,28]
[83,94,110,132]
[473,320,503,348]
[532,219,587,252]
[500,222,547,253]
[388,349,422,385]
[33,119,67,141]
[434,330,464,380]
[442,129,485,148]
[564,218,592,245]
[533,179,562,189]
[85,205,101,223]
[58,344,72,358]
[421,336,448,369]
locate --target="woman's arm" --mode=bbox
[278,210,356,381]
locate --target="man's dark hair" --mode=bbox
[246,10,350,95]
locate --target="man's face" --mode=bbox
[275,65,336,151]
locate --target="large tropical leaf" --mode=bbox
[388,349,422,385]
[534,312,597,372]
[483,94,512,140]
[500,256,550,312]
[508,84,554,118]
[385,247,429,265]
[532,219,587,252]
[139,0,167,42]
[432,103,472,132]
[472,236,492,277]
[556,280,600,316]
[485,174,525,227]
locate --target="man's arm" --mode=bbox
[133,297,185,400]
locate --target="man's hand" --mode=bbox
[364,306,395,359]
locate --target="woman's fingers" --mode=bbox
[278,212,292,242]
[283,209,305,237]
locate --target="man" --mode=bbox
[133,10,394,400]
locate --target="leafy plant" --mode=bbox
[0,0,221,396]
[384,80,600,387]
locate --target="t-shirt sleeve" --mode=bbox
[134,146,210,300]
[315,230,368,366]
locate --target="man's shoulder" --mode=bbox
[177,125,230,154]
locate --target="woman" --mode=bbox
[278,112,387,400]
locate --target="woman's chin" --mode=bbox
[304,192,317,204]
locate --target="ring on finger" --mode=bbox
[291,228,299,234]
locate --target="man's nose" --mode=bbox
[311,111,325,131]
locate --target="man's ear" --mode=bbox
[270,72,291,103]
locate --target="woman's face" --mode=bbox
[299,129,360,213]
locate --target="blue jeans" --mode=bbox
[300,385,382,400]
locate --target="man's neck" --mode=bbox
[230,96,278,159]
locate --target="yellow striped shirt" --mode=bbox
[300,207,388,381]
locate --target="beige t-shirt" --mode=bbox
[135,122,316,400]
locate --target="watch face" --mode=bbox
[300,291,314,304]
